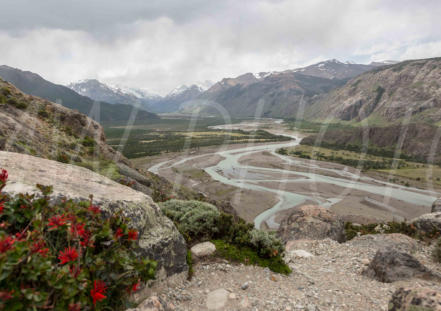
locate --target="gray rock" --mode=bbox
[432,198,441,213]
[388,287,441,311]
[347,234,419,253]
[127,295,173,311]
[363,249,436,283]
[241,281,249,290]
[0,151,187,277]
[411,212,441,236]
[278,205,346,243]
[191,242,216,260]
[206,288,229,310]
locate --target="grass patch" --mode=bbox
[76,159,122,181]
[280,144,407,171]
[212,240,291,275]
[104,118,290,158]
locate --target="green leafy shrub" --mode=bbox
[6,97,28,110]
[160,200,220,241]
[81,136,96,147]
[56,151,70,163]
[1,87,11,96]
[249,229,284,258]
[433,238,441,263]
[0,169,156,310]
[160,199,289,273]
[37,106,49,119]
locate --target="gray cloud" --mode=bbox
[0,0,441,95]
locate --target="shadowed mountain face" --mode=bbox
[0,65,159,123]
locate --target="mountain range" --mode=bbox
[194,59,391,118]
[68,80,213,114]
[66,60,392,118]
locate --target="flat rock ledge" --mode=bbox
[0,151,187,277]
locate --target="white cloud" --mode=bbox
[0,0,440,95]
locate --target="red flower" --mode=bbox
[132,280,140,292]
[58,247,79,264]
[88,204,101,215]
[68,303,81,311]
[0,290,14,301]
[90,280,107,305]
[0,169,7,184]
[48,215,67,230]
[15,231,28,241]
[31,241,49,257]
[79,229,94,248]
[127,229,138,241]
[114,228,123,239]
[0,236,15,253]
[70,223,86,238]
[0,202,4,214]
[69,265,82,278]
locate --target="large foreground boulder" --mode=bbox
[389,287,441,311]
[363,249,436,283]
[278,205,346,242]
[411,212,441,236]
[0,151,187,277]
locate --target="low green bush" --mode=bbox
[0,169,156,310]
[160,200,220,241]
[345,221,417,240]
[6,97,28,110]
[56,151,70,163]
[249,229,284,258]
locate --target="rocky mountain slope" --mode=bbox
[0,65,159,123]
[306,57,441,124]
[196,60,388,118]
[301,57,441,164]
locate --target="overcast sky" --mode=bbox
[1,0,441,95]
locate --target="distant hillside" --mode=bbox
[300,57,441,164]
[196,60,387,118]
[0,66,159,123]
[306,57,441,125]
